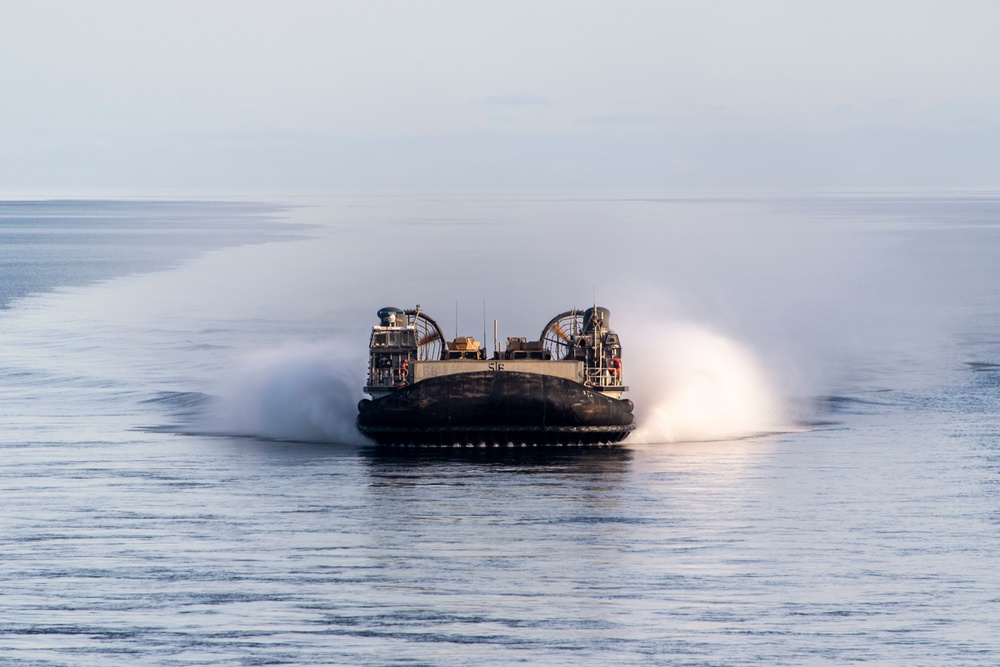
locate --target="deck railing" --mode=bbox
[584,366,622,388]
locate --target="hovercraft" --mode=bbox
[356,306,635,446]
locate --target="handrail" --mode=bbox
[583,366,623,387]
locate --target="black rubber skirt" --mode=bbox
[357,371,635,445]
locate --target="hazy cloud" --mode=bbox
[583,114,668,126]
[474,94,552,107]
[2,1,999,189]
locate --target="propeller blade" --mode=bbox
[418,331,441,346]
[551,323,570,342]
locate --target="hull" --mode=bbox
[357,370,635,445]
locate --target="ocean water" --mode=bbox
[0,191,998,666]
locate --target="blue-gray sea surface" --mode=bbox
[0,191,998,665]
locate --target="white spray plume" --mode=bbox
[202,341,371,445]
[197,323,783,445]
[627,322,786,443]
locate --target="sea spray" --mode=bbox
[201,341,371,444]
[197,323,784,445]
[627,322,785,443]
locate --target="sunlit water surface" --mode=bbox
[0,191,998,665]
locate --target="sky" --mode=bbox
[3,0,999,189]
